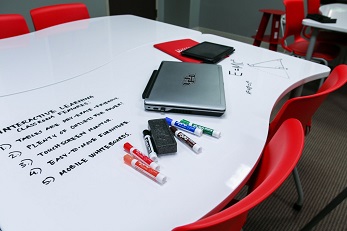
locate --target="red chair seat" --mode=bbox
[286,39,341,60]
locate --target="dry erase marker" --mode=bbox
[165,117,203,136]
[170,126,202,154]
[180,119,221,138]
[124,154,167,185]
[142,130,158,162]
[123,142,160,171]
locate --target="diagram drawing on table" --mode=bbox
[248,59,290,79]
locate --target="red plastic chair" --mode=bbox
[173,118,305,231]
[268,64,347,210]
[30,3,90,31]
[307,0,321,14]
[281,0,340,66]
[0,14,29,39]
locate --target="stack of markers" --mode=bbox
[123,117,220,185]
[166,117,221,154]
[123,142,167,185]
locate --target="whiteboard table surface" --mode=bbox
[0,15,330,231]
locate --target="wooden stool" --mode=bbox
[252,9,285,51]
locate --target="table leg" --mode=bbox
[291,28,319,97]
[289,85,304,98]
[305,28,319,61]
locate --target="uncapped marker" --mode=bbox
[124,154,166,184]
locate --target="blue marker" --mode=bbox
[165,117,203,136]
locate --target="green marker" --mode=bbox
[180,119,221,138]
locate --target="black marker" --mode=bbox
[170,126,202,154]
[143,130,159,162]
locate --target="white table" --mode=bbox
[320,3,347,28]
[0,15,330,231]
[302,3,347,60]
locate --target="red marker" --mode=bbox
[123,142,160,171]
[124,154,167,185]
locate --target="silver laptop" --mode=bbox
[142,61,226,116]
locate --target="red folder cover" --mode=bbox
[154,39,202,63]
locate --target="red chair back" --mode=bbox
[0,14,29,39]
[307,0,321,14]
[30,3,90,31]
[268,64,347,140]
[283,0,305,40]
[172,118,305,231]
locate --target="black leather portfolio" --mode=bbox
[181,41,235,64]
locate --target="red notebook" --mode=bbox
[153,39,202,63]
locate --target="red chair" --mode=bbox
[281,0,340,66]
[30,3,90,31]
[0,14,29,39]
[268,64,347,210]
[304,0,347,45]
[307,0,321,14]
[173,118,305,231]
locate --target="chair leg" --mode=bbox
[300,187,347,231]
[292,167,304,210]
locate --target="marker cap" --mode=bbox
[193,144,202,154]
[123,142,133,153]
[165,117,173,125]
[143,129,151,136]
[193,127,203,136]
[148,153,159,163]
[123,153,133,165]
[149,161,160,171]
[212,130,221,138]
[170,126,178,133]
[156,173,167,184]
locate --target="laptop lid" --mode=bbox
[143,61,226,116]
